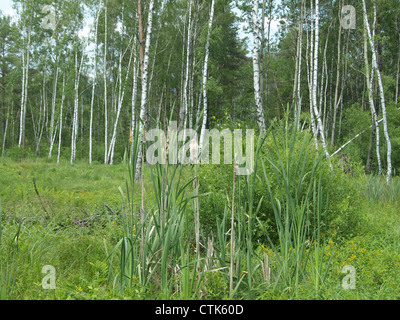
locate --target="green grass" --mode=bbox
[1,144,400,299]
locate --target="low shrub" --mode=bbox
[197,120,364,244]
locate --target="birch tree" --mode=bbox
[2,103,10,157]
[71,35,88,163]
[135,0,155,181]
[131,28,139,159]
[48,63,58,158]
[311,0,329,158]
[89,2,102,164]
[198,0,216,157]
[292,0,304,127]
[363,23,382,175]
[252,0,266,130]
[57,74,65,164]
[107,35,135,165]
[104,4,108,164]
[71,50,79,163]
[32,68,47,157]
[18,22,31,148]
[362,0,392,185]
[306,0,318,147]
[180,0,193,134]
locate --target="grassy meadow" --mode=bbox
[1,122,400,300]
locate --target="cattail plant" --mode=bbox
[229,162,237,295]
[261,253,271,283]
[107,118,204,299]
[258,115,332,297]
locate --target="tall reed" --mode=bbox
[107,114,332,299]
[0,202,22,300]
[258,117,332,296]
[107,120,204,298]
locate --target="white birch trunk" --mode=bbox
[89,61,96,165]
[363,25,382,175]
[293,0,304,127]
[312,0,330,158]
[48,64,59,158]
[18,52,25,148]
[362,0,392,184]
[198,0,216,157]
[1,103,10,157]
[306,7,318,147]
[252,0,266,130]
[131,45,138,148]
[104,5,108,164]
[147,17,162,124]
[181,0,193,138]
[19,25,30,148]
[35,72,47,157]
[331,0,343,146]
[108,37,135,165]
[89,2,102,164]
[71,51,79,163]
[71,45,85,163]
[57,75,65,164]
[135,0,155,181]
[189,50,196,130]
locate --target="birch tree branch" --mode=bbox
[330,118,383,158]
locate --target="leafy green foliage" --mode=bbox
[197,120,363,245]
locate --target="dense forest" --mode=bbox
[1,0,400,301]
[1,0,399,177]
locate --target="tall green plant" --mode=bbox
[0,202,22,300]
[257,117,332,297]
[107,119,204,298]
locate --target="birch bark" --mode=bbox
[135,0,155,181]
[331,0,343,146]
[198,0,216,158]
[18,24,31,148]
[312,0,330,158]
[48,64,59,158]
[104,5,108,164]
[362,0,392,184]
[108,36,135,164]
[71,40,86,163]
[57,75,65,164]
[89,2,102,164]
[252,0,266,130]
[363,25,382,175]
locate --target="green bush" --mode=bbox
[6,145,34,161]
[197,163,233,231]
[197,120,363,244]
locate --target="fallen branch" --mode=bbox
[330,118,383,158]
[32,178,52,219]
[104,203,119,215]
